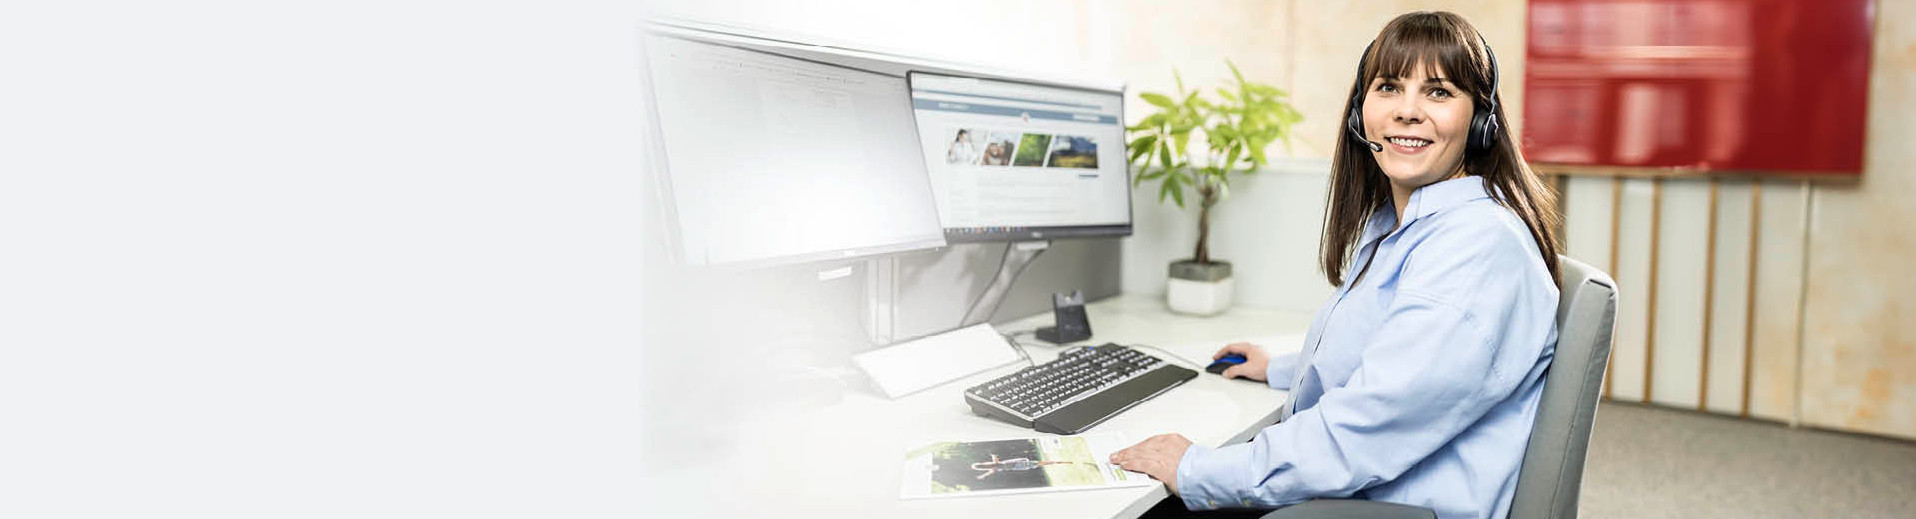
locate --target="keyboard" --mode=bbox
[963,343,1198,434]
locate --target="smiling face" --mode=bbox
[1361,59,1475,192]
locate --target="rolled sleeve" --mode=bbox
[1264,352,1300,390]
[1175,443,1241,510]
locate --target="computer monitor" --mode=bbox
[641,31,947,267]
[907,72,1131,243]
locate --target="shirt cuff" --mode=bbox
[1265,352,1299,391]
[1175,443,1248,510]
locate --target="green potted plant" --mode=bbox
[1128,62,1302,315]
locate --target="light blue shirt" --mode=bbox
[1175,176,1559,519]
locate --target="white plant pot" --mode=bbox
[1166,276,1235,316]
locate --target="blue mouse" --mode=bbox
[1205,354,1248,375]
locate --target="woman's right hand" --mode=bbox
[1213,342,1271,381]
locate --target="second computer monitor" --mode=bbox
[643,32,948,267]
[908,72,1131,243]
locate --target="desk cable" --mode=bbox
[1001,330,1209,373]
[999,329,1040,368]
[1121,343,1207,371]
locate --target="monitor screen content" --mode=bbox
[642,33,947,267]
[908,72,1131,242]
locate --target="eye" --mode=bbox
[1427,87,1454,100]
[1374,82,1398,94]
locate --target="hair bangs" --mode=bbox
[1362,16,1489,99]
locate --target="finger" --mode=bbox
[1222,364,1257,380]
[1213,342,1252,360]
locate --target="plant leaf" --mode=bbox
[1214,87,1238,104]
[1141,92,1176,109]
[1159,171,1184,208]
[1129,135,1157,163]
[1167,173,1186,208]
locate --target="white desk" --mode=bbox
[654,294,1313,518]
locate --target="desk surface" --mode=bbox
[660,294,1313,518]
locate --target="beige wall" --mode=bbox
[1798,0,1916,439]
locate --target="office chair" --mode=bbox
[1260,255,1618,519]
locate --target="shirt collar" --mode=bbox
[1403,175,1493,222]
[1359,209,1396,247]
[1358,175,1494,247]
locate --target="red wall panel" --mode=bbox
[1523,0,1875,176]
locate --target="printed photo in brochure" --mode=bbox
[899,433,1155,499]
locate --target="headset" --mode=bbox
[1345,34,1501,154]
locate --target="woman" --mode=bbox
[947,129,980,164]
[1111,12,1563,519]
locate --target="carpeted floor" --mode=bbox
[1579,402,1916,518]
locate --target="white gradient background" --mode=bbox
[2,1,654,517]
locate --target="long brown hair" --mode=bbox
[1320,11,1562,287]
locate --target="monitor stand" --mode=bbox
[849,240,1050,399]
[959,240,1050,328]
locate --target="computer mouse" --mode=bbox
[1205,354,1247,375]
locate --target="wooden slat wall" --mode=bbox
[1608,178,1657,403]
[1651,180,1710,408]
[1707,180,1755,415]
[1750,181,1810,422]
[1561,176,1811,424]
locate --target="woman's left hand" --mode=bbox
[1110,433,1194,494]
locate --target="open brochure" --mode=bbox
[900,433,1158,499]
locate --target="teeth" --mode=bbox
[1389,137,1431,148]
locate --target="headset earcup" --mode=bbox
[1469,111,1499,152]
[1483,113,1500,151]
[1346,107,1363,142]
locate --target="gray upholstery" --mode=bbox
[1261,256,1617,519]
[1507,255,1616,519]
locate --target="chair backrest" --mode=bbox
[1508,256,1617,519]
